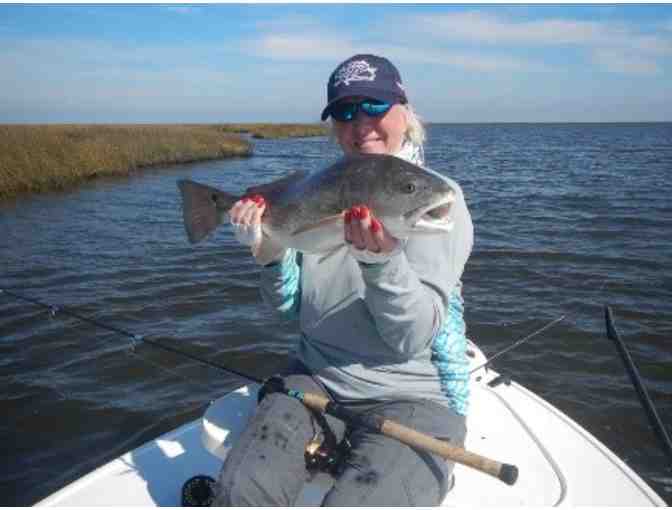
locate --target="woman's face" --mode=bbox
[333,96,408,156]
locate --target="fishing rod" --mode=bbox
[0,287,252,382]
[604,306,672,466]
[2,287,519,485]
[470,315,566,374]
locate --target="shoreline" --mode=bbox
[0,123,328,201]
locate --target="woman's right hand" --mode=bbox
[229,195,285,266]
[230,195,266,248]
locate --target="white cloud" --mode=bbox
[592,49,660,74]
[0,38,233,115]
[244,33,540,73]
[246,34,358,61]
[163,6,199,15]
[410,11,672,54]
[629,34,672,56]
[413,12,611,45]
[254,14,321,31]
[373,44,536,71]
[0,37,222,74]
[244,11,671,76]
[401,11,671,75]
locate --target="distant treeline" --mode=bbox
[0,123,328,200]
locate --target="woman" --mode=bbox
[215,54,473,506]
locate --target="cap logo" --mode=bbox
[333,60,377,87]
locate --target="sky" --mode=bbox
[1,3,671,123]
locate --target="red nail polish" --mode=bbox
[344,211,352,224]
[370,218,381,233]
[360,206,369,219]
[351,206,361,219]
[242,197,251,203]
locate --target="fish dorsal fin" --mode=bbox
[245,169,309,197]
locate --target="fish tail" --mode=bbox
[177,180,238,244]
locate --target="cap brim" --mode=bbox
[321,88,405,121]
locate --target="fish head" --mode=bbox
[346,155,458,236]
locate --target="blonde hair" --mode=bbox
[326,103,426,149]
[403,104,426,147]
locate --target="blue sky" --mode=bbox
[1,4,671,123]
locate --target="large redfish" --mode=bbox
[178,153,456,252]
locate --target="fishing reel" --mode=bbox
[181,475,216,507]
[304,434,351,476]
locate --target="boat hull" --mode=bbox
[36,344,666,506]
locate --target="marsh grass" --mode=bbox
[216,123,328,139]
[0,124,252,200]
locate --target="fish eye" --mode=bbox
[403,182,416,194]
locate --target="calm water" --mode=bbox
[2,123,671,505]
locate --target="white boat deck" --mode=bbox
[36,345,666,507]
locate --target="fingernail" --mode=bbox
[360,206,369,219]
[344,211,352,224]
[242,197,251,203]
[351,206,361,220]
[370,218,381,233]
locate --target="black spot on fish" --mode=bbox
[282,412,293,421]
[259,454,266,460]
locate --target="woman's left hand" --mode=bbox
[345,205,400,263]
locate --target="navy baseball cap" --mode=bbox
[321,54,408,121]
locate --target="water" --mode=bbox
[2,123,671,505]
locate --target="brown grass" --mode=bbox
[215,123,329,139]
[0,124,252,200]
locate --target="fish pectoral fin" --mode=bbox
[291,214,344,237]
[289,214,346,254]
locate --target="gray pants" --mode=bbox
[214,372,467,506]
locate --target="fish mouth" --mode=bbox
[404,192,456,232]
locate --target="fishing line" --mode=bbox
[0,287,264,385]
[125,348,225,400]
[4,286,564,382]
[469,315,566,374]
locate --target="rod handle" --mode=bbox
[300,391,518,485]
[381,419,518,485]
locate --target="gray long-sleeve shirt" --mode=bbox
[258,169,473,416]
